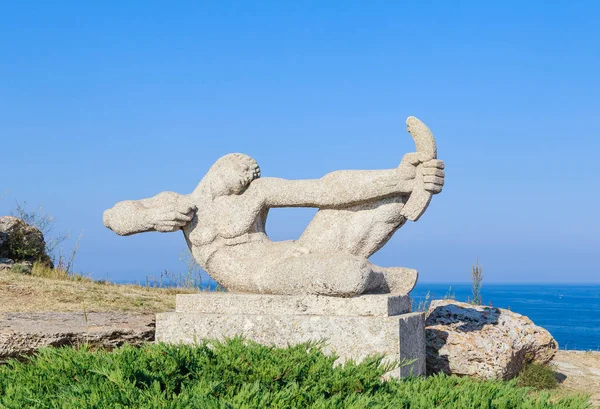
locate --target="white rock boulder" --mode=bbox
[425,300,558,380]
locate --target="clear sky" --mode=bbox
[1,1,598,284]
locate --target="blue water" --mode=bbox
[412,283,600,351]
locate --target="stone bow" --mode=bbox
[400,116,438,221]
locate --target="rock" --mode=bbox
[0,312,155,361]
[425,300,558,380]
[0,216,53,267]
[0,258,13,271]
[177,292,412,317]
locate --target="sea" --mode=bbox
[124,279,600,351]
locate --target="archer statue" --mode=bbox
[103,117,444,297]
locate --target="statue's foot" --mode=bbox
[373,266,418,295]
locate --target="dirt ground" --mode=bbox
[552,350,600,407]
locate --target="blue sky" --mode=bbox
[1,1,598,284]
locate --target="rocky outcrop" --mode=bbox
[0,312,155,361]
[425,300,558,380]
[0,216,53,269]
[0,258,13,271]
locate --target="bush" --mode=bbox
[0,340,588,408]
[6,225,40,261]
[10,263,31,275]
[517,362,559,390]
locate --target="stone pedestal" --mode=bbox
[156,293,425,378]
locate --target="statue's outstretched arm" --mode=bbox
[103,191,196,236]
[257,169,407,208]
[257,154,444,208]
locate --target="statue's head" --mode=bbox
[205,153,261,197]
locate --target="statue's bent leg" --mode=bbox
[296,196,418,294]
[255,252,377,297]
[297,196,408,258]
[368,266,418,294]
[203,241,378,297]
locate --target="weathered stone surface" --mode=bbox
[0,258,13,271]
[0,216,52,267]
[176,293,411,317]
[0,232,7,250]
[157,310,426,378]
[158,293,425,378]
[425,300,558,380]
[103,117,444,297]
[0,312,155,361]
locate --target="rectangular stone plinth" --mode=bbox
[156,310,425,378]
[176,293,411,317]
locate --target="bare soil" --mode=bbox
[552,350,600,407]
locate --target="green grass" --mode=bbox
[0,339,589,408]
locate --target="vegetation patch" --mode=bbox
[8,263,31,275]
[518,362,560,390]
[0,339,589,408]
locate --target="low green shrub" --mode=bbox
[0,339,588,408]
[9,263,31,275]
[517,362,559,390]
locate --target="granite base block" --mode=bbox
[156,309,425,378]
[176,293,411,317]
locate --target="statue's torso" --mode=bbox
[182,191,269,269]
[179,183,307,292]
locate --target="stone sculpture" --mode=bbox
[104,117,444,297]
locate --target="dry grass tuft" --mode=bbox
[30,261,92,282]
[0,269,197,313]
